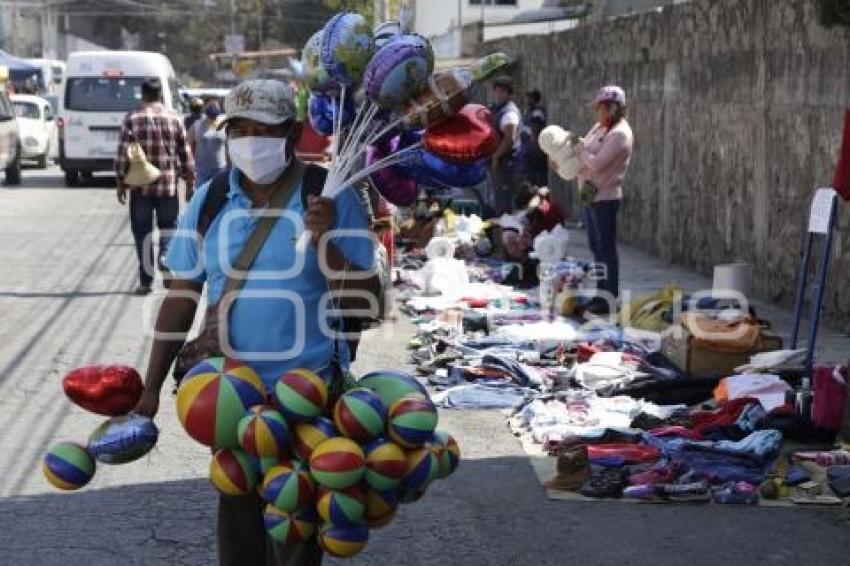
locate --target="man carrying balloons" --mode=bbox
[132,78,379,565]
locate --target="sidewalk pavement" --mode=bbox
[567,227,850,363]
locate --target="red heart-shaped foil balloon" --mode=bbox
[62,365,144,416]
[424,104,500,164]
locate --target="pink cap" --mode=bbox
[592,85,626,106]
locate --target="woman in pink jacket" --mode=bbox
[576,85,634,310]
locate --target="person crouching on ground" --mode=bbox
[132,79,378,566]
[574,85,633,312]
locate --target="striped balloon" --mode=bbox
[316,485,366,526]
[261,462,315,512]
[310,438,365,490]
[291,416,338,462]
[238,406,290,458]
[397,485,426,504]
[175,357,266,448]
[387,394,438,448]
[401,447,440,491]
[264,505,318,544]
[333,388,387,443]
[274,369,328,423]
[358,370,427,409]
[363,438,407,491]
[42,442,95,491]
[364,488,398,529]
[431,431,461,478]
[318,521,370,558]
[210,448,257,496]
[256,451,296,476]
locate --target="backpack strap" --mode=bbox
[198,169,232,237]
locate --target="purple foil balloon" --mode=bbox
[367,138,419,206]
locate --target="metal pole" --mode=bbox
[230,0,236,37]
[804,194,839,376]
[12,0,19,54]
[790,232,813,349]
[258,0,263,50]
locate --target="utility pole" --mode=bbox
[12,0,20,54]
[257,0,264,50]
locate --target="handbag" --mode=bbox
[172,162,305,383]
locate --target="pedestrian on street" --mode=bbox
[188,97,227,187]
[574,85,634,310]
[184,96,203,132]
[132,79,378,566]
[487,76,523,217]
[523,88,547,128]
[520,115,549,187]
[115,78,195,296]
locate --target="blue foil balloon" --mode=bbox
[87,414,159,465]
[308,92,356,136]
[321,12,374,86]
[418,151,487,188]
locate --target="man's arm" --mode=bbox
[492,122,518,169]
[133,279,203,417]
[174,117,196,197]
[115,115,132,204]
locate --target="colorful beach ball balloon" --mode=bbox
[274,369,328,423]
[397,485,427,504]
[43,442,96,491]
[176,357,266,448]
[256,451,296,476]
[401,447,440,491]
[318,521,370,558]
[210,448,258,496]
[264,505,318,545]
[333,388,387,443]
[316,485,366,526]
[261,462,315,512]
[363,438,407,491]
[358,370,428,409]
[387,394,439,449]
[292,416,338,462]
[309,437,366,490]
[431,431,461,479]
[238,406,290,458]
[364,488,398,529]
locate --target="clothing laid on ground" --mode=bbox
[165,168,374,390]
[115,102,195,197]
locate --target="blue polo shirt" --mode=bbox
[165,168,374,389]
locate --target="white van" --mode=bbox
[58,51,185,186]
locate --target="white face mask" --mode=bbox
[228,136,291,185]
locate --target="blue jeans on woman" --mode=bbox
[584,199,620,299]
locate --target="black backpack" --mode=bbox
[196,164,371,361]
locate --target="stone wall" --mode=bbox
[484,0,850,329]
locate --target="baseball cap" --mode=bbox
[220,79,296,129]
[592,85,626,106]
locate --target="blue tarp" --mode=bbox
[0,50,43,84]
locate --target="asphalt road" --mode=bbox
[0,166,848,566]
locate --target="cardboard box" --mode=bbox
[661,326,783,377]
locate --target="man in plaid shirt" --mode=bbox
[115,78,195,295]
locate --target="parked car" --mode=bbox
[0,91,22,185]
[11,94,57,169]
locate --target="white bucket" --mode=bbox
[712,263,752,298]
